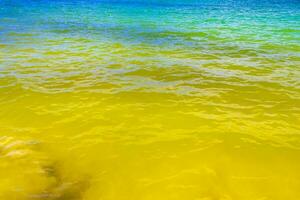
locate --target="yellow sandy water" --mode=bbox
[1,1,300,199]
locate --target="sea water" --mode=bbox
[0,0,300,199]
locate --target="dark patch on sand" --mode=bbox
[29,163,90,200]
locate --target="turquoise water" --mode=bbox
[0,0,300,199]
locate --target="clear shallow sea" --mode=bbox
[0,0,300,199]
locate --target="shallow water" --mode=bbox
[0,0,300,199]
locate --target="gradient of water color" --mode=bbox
[0,0,300,199]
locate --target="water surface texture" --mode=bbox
[0,0,300,199]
